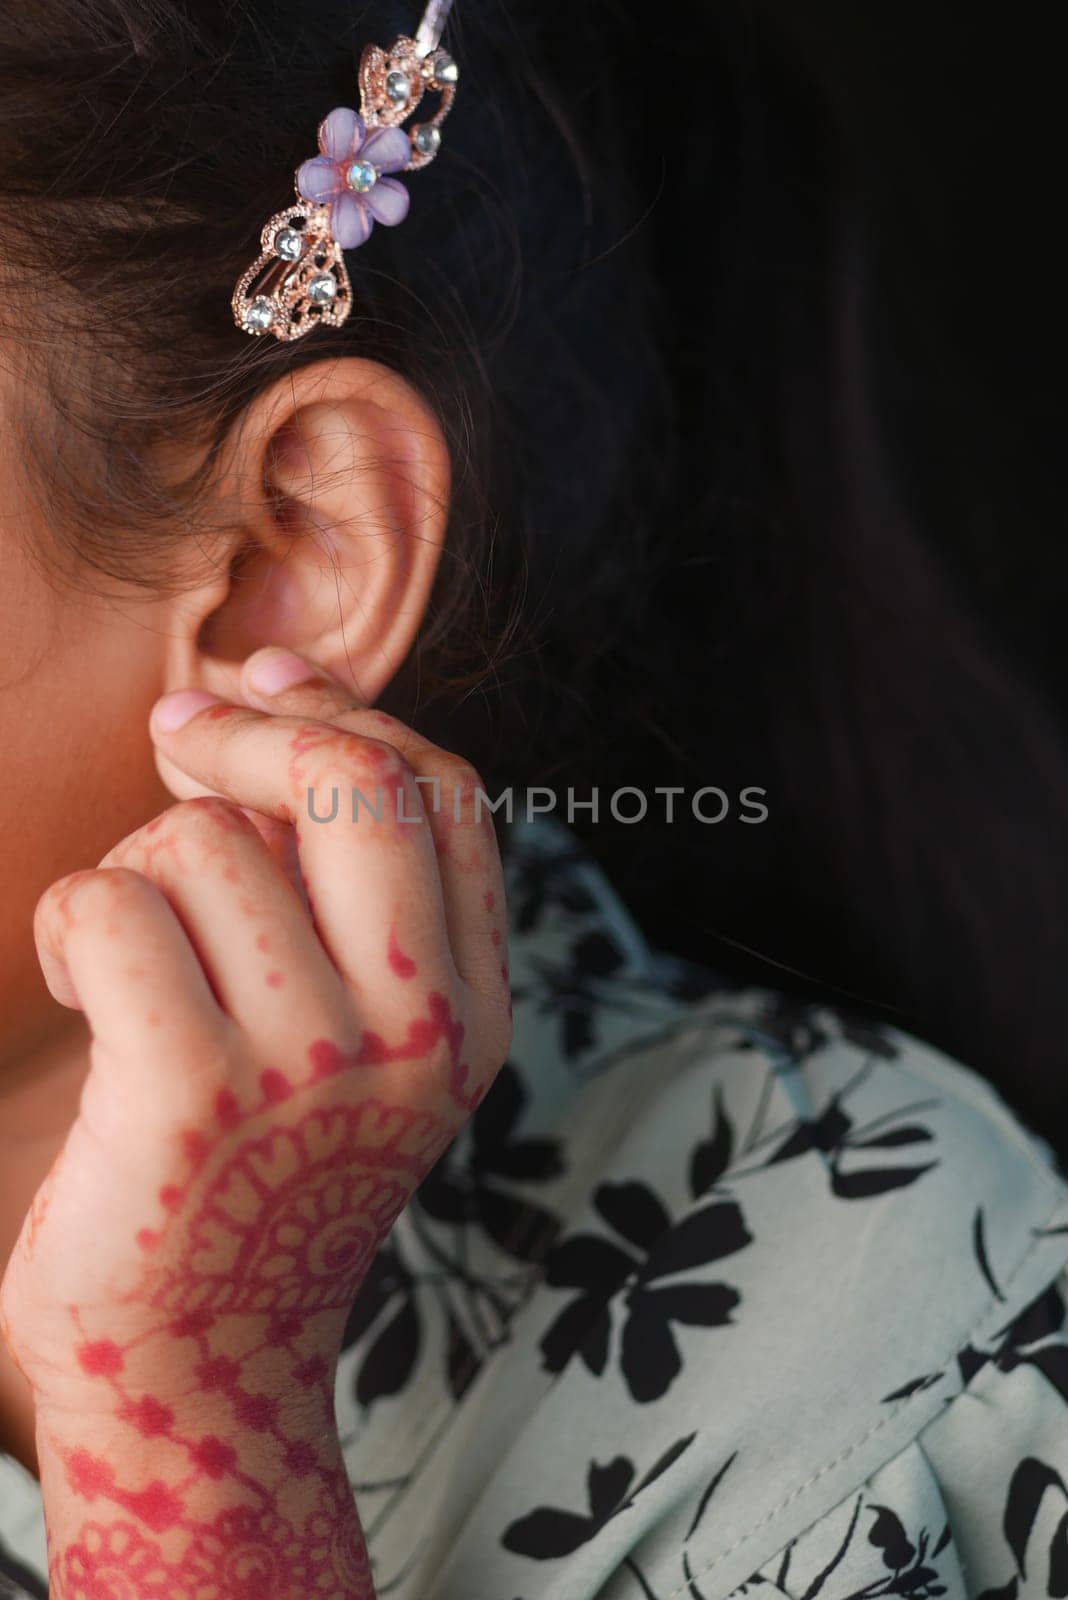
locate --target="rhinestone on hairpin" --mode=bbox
[232,0,457,342]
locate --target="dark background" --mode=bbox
[448,1,1068,1152]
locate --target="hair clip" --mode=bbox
[233,0,457,342]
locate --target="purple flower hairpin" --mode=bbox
[296,110,413,249]
[232,0,458,342]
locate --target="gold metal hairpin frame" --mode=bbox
[232,2,457,343]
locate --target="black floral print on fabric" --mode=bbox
[341,1057,568,1406]
[537,1183,752,1403]
[2,811,1068,1600]
[501,1435,700,1561]
[975,1458,1068,1600]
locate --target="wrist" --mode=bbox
[35,1407,374,1598]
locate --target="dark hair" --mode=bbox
[0,0,664,737]
[3,1,1066,1150]
[569,1,1068,1155]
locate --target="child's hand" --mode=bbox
[0,649,510,1593]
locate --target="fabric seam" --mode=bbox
[662,1189,1068,1600]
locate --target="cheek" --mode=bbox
[0,535,171,1061]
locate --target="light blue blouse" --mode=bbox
[3,811,1067,1598]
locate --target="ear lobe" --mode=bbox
[193,360,450,706]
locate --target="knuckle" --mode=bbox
[301,728,412,799]
[33,868,94,924]
[170,795,252,839]
[432,754,486,822]
[438,753,482,796]
[101,799,256,878]
[37,867,156,933]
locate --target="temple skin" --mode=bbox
[0,655,511,1597]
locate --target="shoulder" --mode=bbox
[351,809,1068,1598]
[496,984,1068,1597]
[531,983,1068,1320]
[730,1248,1068,1597]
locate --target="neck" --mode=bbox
[0,1013,91,1142]
[0,1013,91,1474]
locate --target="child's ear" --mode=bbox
[160,356,450,708]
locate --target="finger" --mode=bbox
[34,867,225,1080]
[240,649,509,1000]
[236,807,307,908]
[99,796,350,1051]
[148,689,455,1004]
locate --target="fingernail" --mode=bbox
[150,689,221,734]
[245,648,321,697]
